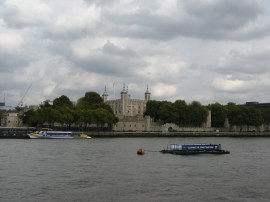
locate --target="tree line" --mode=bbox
[23,92,118,130]
[209,102,270,129]
[145,100,270,129]
[144,100,209,127]
[23,91,270,130]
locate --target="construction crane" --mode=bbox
[16,84,32,111]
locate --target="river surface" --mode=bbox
[0,137,270,202]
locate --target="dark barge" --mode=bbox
[160,143,230,155]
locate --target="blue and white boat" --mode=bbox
[161,143,230,155]
[27,129,91,139]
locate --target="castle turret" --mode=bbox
[144,84,151,101]
[102,86,108,102]
[121,83,129,116]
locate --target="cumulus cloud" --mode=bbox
[1,0,270,106]
[103,0,266,40]
[153,83,177,97]
[2,0,52,27]
[215,42,270,78]
[102,40,137,57]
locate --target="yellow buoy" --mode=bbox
[137,148,145,155]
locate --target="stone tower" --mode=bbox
[102,86,108,102]
[120,84,129,116]
[144,84,151,101]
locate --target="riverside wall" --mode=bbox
[1,130,270,139]
[0,128,35,139]
[88,131,270,138]
[0,131,30,139]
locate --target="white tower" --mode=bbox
[144,84,151,101]
[121,83,129,116]
[102,86,108,102]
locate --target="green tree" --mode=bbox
[263,109,270,131]
[56,107,75,128]
[174,100,188,126]
[92,108,111,129]
[209,103,227,127]
[73,108,85,128]
[227,103,243,128]
[22,91,117,130]
[83,109,94,127]
[144,100,162,121]
[243,107,263,131]
[38,106,58,127]
[159,101,176,123]
[76,91,117,130]
[23,109,41,126]
[227,103,263,131]
[53,95,73,108]
[0,110,4,126]
[77,92,103,109]
[186,101,208,126]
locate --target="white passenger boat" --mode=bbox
[27,129,91,139]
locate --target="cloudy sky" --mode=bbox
[1,0,270,107]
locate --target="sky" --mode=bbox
[1,0,270,107]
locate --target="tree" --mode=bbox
[73,108,85,128]
[144,100,162,121]
[186,101,208,126]
[53,95,73,108]
[77,92,103,109]
[76,91,117,130]
[263,109,270,131]
[38,106,58,127]
[243,107,263,131]
[83,109,94,127]
[209,103,227,127]
[227,103,244,128]
[92,108,111,129]
[56,107,75,128]
[227,103,263,131]
[0,110,4,126]
[174,100,188,126]
[145,99,209,127]
[23,109,41,126]
[21,91,117,130]
[159,101,176,123]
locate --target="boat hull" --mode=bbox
[28,135,74,139]
[27,131,91,139]
[160,150,230,155]
[28,135,91,139]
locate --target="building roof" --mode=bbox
[244,102,270,109]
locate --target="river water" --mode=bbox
[0,137,270,202]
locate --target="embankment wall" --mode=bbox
[1,131,270,138]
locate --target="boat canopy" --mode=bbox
[167,143,221,151]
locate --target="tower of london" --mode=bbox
[101,84,212,132]
[102,84,152,131]
[102,84,150,119]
